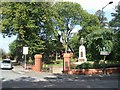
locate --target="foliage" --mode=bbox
[0,48,6,59]
[86,53,94,61]
[75,60,120,69]
[109,2,120,32]
[53,2,90,53]
[85,30,113,60]
[55,60,60,64]
[27,58,34,65]
[76,62,93,69]
[1,2,106,62]
[9,40,16,58]
[113,31,120,61]
[70,11,100,58]
[78,13,100,38]
[95,10,108,28]
[1,2,56,60]
[109,2,120,61]
[69,33,79,57]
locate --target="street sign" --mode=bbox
[100,51,109,55]
[23,47,28,55]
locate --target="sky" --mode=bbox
[0,0,119,53]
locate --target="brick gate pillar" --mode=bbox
[63,53,71,73]
[32,54,42,72]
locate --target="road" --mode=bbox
[0,65,119,88]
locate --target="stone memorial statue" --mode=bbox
[80,37,85,45]
[78,37,87,62]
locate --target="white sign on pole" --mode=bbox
[100,51,109,55]
[23,47,28,55]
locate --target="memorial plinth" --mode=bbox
[78,45,87,62]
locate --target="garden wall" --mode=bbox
[68,67,120,75]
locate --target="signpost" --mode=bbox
[100,51,109,56]
[100,47,109,75]
[23,46,28,69]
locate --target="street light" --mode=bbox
[101,1,113,28]
[100,47,109,75]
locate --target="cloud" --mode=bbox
[65,0,119,12]
[63,0,119,21]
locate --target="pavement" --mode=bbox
[2,65,118,88]
[12,65,120,81]
[12,65,57,81]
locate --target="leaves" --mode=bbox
[53,2,91,53]
[85,29,114,60]
[109,2,120,60]
[109,2,120,32]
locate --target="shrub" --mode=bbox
[75,60,120,70]
[76,62,93,69]
[28,59,34,65]
[70,63,76,69]
[86,53,94,61]
[55,61,60,64]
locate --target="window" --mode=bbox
[2,60,11,63]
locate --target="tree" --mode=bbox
[1,2,65,62]
[53,2,85,53]
[78,12,100,38]
[1,2,55,59]
[85,29,113,60]
[109,2,120,32]
[95,10,108,28]
[52,2,100,53]
[69,11,100,58]
[69,33,79,57]
[109,2,120,60]
[0,48,6,59]
[1,2,101,61]
[9,40,16,59]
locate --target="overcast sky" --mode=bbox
[0,0,119,53]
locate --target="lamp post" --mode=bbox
[100,47,109,75]
[101,1,113,28]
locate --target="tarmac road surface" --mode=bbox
[0,66,119,88]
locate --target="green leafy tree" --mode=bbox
[85,29,113,60]
[95,10,108,28]
[53,2,85,53]
[69,33,79,57]
[1,2,55,59]
[78,13,100,38]
[69,11,100,58]
[0,48,6,59]
[1,2,65,62]
[1,2,101,61]
[9,40,16,59]
[109,2,120,60]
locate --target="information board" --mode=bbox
[23,47,28,55]
[100,51,109,55]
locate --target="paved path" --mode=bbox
[12,66,56,80]
[5,65,119,88]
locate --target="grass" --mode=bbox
[43,58,120,69]
[49,59,63,66]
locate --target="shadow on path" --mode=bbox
[2,74,119,88]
